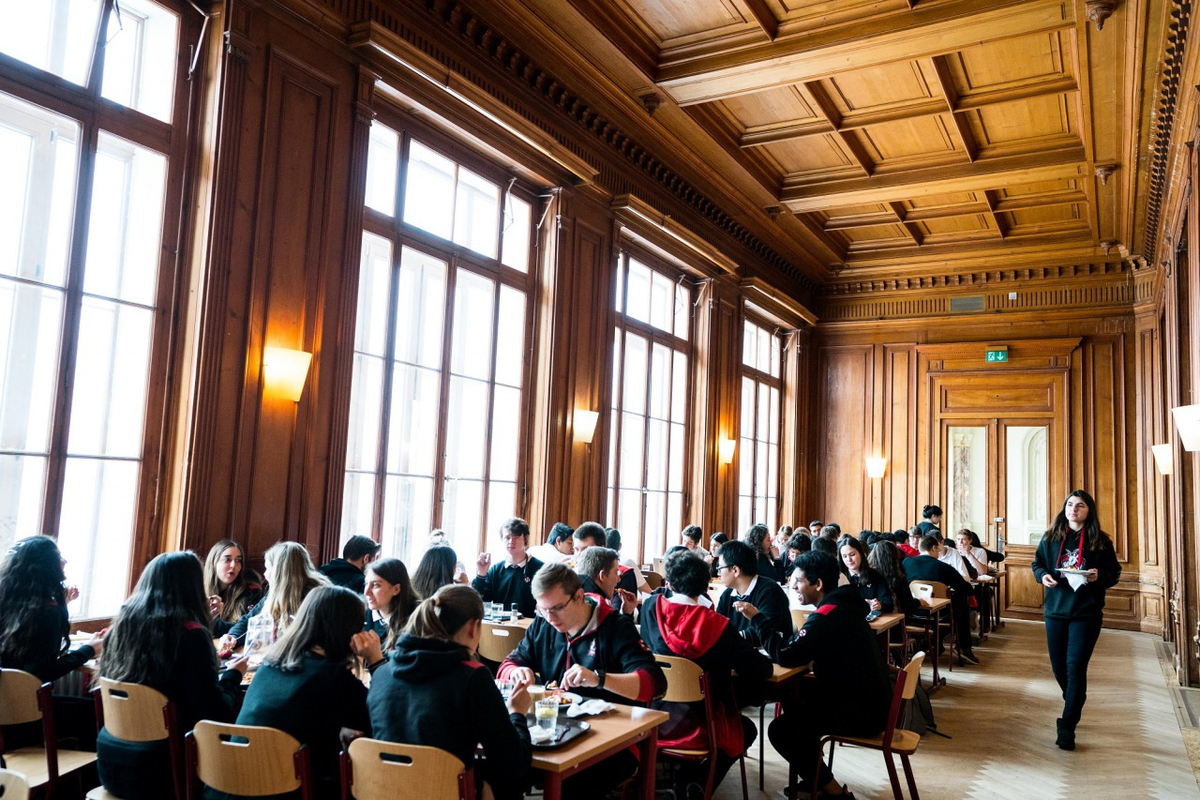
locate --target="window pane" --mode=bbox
[757,383,770,442]
[613,259,625,314]
[494,286,525,388]
[395,248,446,368]
[742,320,755,368]
[446,376,489,480]
[443,478,483,557]
[382,475,433,565]
[0,92,79,288]
[769,331,781,378]
[622,333,646,414]
[617,488,642,544]
[340,471,375,541]
[58,457,138,617]
[0,280,63,452]
[100,0,178,122]
[450,270,495,380]
[648,342,669,420]
[365,125,399,216]
[485,481,516,557]
[356,234,392,357]
[489,384,520,482]
[625,259,650,324]
[386,364,440,476]
[0,454,46,555]
[737,496,750,540]
[501,195,531,272]
[86,133,167,306]
[0,0,102,86]
[644,490,664,558]
[345,353,384,471]
[403,140,454,240]
[67,298,152,458]
[769,386,780,444]
[666,492,683,553]
[645,418,667,491]
[668,422,684,492]
[670,351,687,422]
[740,377,754,433]
[674,282,689,341]
[618,411,644,489]
[649,271,672,332]
[453,167,499,258]
[739,436,753,492]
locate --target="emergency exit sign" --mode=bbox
[986,348,1008,362]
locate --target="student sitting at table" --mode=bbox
[363,558,419,648]
[714,540,791,643]
[218,541,330,650]
[203,539,263,637]
[526,521,575,565]
[867,540,919,616]
[606,527,651,595]
[317,535,381,594]
[573,521,639,595]
[708,532,729,577]
[740,551,892,800]
[838,536,893,615]
[366,584,532,800]
[904,535,980,665]
[782,532,812,581]
[499,563,666,800]
[233,586,371,800]
[472,516,543,618]
[96,551,248,800]
[680,525,713,564]
[411,544,470,600]
[0,535,105,749]
[641,551,771,800]
[744,524,784,583]
[575,546,638,618]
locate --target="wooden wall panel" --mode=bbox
[817,345,872,531]
[881,344,915,530]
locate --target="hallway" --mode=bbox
[721,618,1200,799]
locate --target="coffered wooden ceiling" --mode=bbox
[472,0,1169,285]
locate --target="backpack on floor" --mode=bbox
[900,681,950,738]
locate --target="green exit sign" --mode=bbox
[986,348,1008,363]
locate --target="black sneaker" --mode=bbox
[959,650,980,665]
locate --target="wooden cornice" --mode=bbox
[739,277,818,327]
[656,0,1074,106]
[611,194,740,277]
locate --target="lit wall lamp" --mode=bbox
[1151,443,1173,476]
[263,347,313,402]
[573,409,599,445]
[1173,405,1200,451]
[865,456,888,479]
[718,438,737,465]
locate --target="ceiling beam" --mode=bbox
[657,0,1075,106]
[780,146,1087,213]
[741,0,778,40]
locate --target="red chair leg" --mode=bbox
[901,753,920,800]
[883,752,903,800]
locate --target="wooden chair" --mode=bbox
[340,738,476,800]
[643,571,665,591]
[476,623,526,663]
[810,652,926,800]
[0,668,97,797]
[909,580,957,672]
[185,721,313,800]
[655,655,749,800]
[0,768,31,800]
[85,678,183,800]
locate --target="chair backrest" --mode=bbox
[654,655,706,704]
[790,608,810,632]
[476,623,526,662]
[0,669,46,727]
[643,571,665,591]
[881,651,926,746]
[910,580,948,600]
[95,678,171,742]
[188,721,310,797]
[0,768,31,800]
[652,557,664,575]
[343,738,474,800]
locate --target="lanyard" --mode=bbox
[1055,527,1085,570]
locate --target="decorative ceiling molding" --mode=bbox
[1143,0,1191,263]
[824,261,1129,296]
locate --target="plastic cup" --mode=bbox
[535,698,558,731]
[528,684,546,704]
[495,679,513,701]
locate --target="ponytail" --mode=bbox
[403,584,483,642]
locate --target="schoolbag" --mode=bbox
[900,681,950,738]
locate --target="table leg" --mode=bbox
[640,726,659,799]
[758,702,765,790]
[543,773,563,800]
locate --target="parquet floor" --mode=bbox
[717,618,1200,799]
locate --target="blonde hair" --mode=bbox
[264,542,329,634]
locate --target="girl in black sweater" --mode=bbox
[203,540,262,637]
[97,551,247,799]
[838,535,893,614]
[367,584,532,800]
[362,558,419,649]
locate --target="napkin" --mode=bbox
[528,724,557,744]
[566,699,614,717]
[1064,572,1088,592]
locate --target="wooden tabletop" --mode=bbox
[766,662,808,684]
[482,616,534,630]
[529,704,668,773]
[921,597,951,613]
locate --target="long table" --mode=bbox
[530,704,668,800]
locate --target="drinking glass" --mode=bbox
[535,698,558,731]
[509,603,520,621]
[495,679,513,701]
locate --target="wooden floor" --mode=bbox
[716,618,1200,799]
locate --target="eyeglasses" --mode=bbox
[536,592,578,618]
[715,565,733,574]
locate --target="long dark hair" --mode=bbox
[263,586,365,672]
[868,540,906,599]
[203,540,257,625]
[404,584,483,659]
[366,558,419,650]
[412,546,459,600]
[1044,490,1109,550]
[0,535,70,669]
[101,552,214,686]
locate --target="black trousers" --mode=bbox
[670,715,756,793]
[768,702,881,790]
[1044,614,1103,727]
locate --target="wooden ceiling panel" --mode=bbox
[858,116,960,162]
[1006,204,1083,227]
[822,61,933,113]
[762,136,855,175]
[972,95,1075,147]
[953,30,1068,92]
[772,0,914,32]
[917,214,995,235]
[609,0,755,45]
[719,85,815,128]
[905,191,982,209]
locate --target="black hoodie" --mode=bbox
[1031,529,1121,619]
[368,634,531,782]
[318,558,365,594]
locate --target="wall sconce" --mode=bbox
[865,456,887,479]
[573,409,599,445]
[263,347,313,402]
[1173,405,1200,451]
[718,438,736,465]
[1151,443,1173,476]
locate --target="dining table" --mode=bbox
[529,703,668,800]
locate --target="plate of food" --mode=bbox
[544,688,581,712]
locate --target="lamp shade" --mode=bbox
[865,456,887,479]
[718,438,736,465]
[1151,443,1173,476]
[1173,405,1200,452]
[263,347,312,402]
[573,409,599,444]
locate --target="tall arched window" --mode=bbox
[737,317,781,534]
